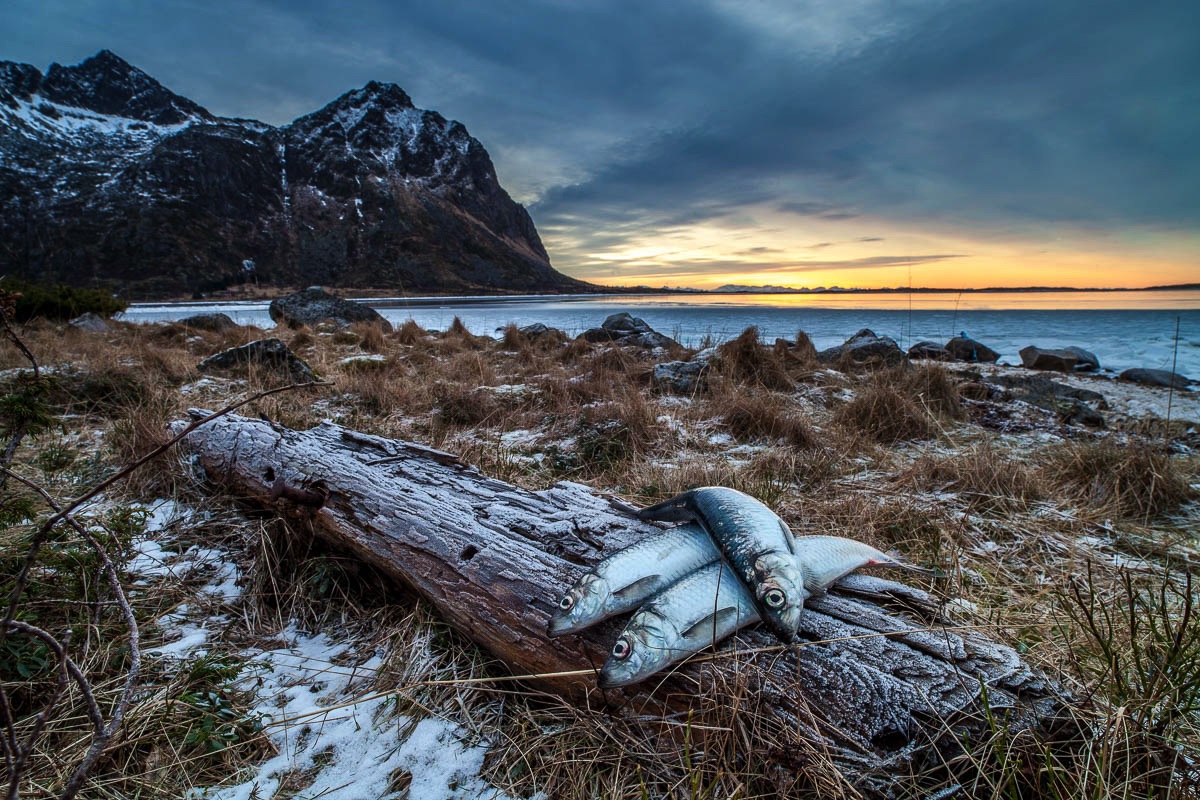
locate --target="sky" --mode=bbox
[3,0,1198,290]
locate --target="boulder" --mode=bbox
[652,359,709,394]
[1057,399,1106,428]
[1119,368,1191,390]
[908,341,953,361]
[179,312,238,332]
[946,336,1000,363]
[1019,346,1078,373]
[268,288,393,332]
[1064,346,1100,372]
[816,328,904,366]
[989,373,1106,405]
[68,312,110,332]
[517,322,567,344]
[198,338,317,382]
[577,312,678,349]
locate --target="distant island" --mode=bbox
[690,283,1200,295]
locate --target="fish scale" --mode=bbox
[637,486,805,642]
[547,522,720,636]
[597,534,909,687]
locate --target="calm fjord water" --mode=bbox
[123,291,1200,377]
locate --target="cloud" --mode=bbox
[4,0,1197,281]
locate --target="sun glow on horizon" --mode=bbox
[543,207,1200,291]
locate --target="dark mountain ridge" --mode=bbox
[0,50,587,298]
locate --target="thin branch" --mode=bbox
[0,380,324,798]
[1,380,327,635]
[0,305,39,380]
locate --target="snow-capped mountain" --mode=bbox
[0,50,585,298]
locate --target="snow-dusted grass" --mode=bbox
[2,316,1198,798]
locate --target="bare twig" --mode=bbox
[0,380,325,798]
[2,380,327,635]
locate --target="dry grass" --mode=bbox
[716,390,818,448]
[715,326,794,390]
[1040,437,1197,520]
[2,316,1199,800]
[833,374,936,444]
[903,440,1043,512]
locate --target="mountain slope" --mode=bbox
[0,50,586,298]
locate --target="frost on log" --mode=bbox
[174,412,1063,783]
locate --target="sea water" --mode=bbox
[120,290,1200,377]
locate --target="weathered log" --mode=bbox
[174,412,1064,793]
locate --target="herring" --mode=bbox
[547,522,720,636]
[599,561,757,688]
[597,535,912,687]
[636,486,805,643]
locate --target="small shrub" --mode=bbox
[393,319,427,345]
[353,321,388,353]
[0,276,128,321]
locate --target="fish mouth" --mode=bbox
[546,615,577,637]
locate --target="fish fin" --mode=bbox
[635,492,697,523]
[680,606,743,646]
[779,519,798,553]
[612,574,663,601]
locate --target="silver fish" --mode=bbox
[790,535,913,591]
[636,487,804,643]
[597,534,910,687]
[547,522,719,636]
[598,561,760,688]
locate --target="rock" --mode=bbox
[908,341,953,361]
[816,328,904,365]
[577,312,678,349]
[1064,346,1100,372]
[990,373,1106,405]
[1119,368,1191,390]
[1056,399,1106,428]
[68,312,110,332]
[517,322,567,344]
[268,288,393,332]
[946,336,1000,363]
[957,380,994,401]
[652,359,709,394]
[178,312,238,332]
[198,338,317,382]
[338,354,388,372]
[1019,346,1078,373]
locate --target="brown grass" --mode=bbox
[904,440,1043,512]
[832,373,936,443]
[715,326,793,390]
[717,390,818,448]
[1040,437,1197,520]
[3,315,1200,800]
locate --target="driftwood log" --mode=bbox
[175,412,1064,793]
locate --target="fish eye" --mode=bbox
[763,588,786,609]
[611,637,632,660]
[559,595,574,611]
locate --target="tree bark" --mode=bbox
[175,412,1064,793]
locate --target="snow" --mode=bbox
[195,628,512,800]
[123,499,515,799]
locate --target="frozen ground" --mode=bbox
[129,501,519,800]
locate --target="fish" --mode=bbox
[596,534,913,687]
[598,561,759,688]
[547,522,720,636]
[789,535,917,592]
[636,486,805,643]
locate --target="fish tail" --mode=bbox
[635,491,697,523]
